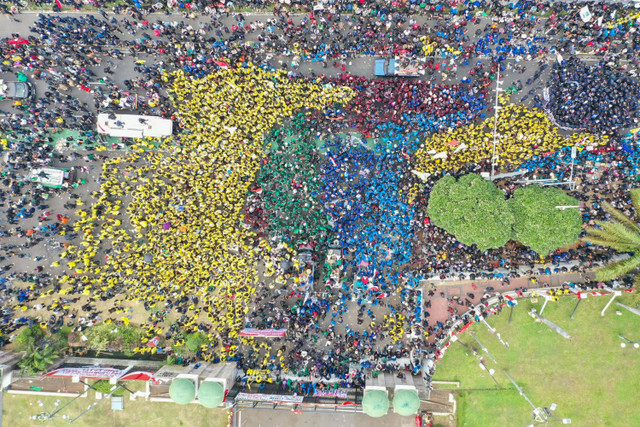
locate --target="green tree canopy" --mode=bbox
[583,188,640,283]
[185,332,206,353]
[508,186,582,254]
[427,174,514,251]
[85,323,143,353]
[18,344,58,376]
[13,325,45,352]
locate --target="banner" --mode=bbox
[45,366,158,382]
[239,328,287,338]
[235,392,304,403]
[46,367,124,379]
[313,389,349,398]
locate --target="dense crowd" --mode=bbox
[548,56,640,133]
[0,0,639,397]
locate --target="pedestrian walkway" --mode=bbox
[425,270,594,333]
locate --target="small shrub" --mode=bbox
[13,326,45,352]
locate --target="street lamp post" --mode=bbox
[491,68,502,180]
[618,334,640,348]
[503,370,547,422]
[469,331,498,364]
[568,146,577,190]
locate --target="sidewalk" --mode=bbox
[425,270,595,331]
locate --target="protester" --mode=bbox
[1,0,640,393]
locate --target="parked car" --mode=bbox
[0,80,36,100]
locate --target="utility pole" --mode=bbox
[569,146,576,190]
[601,288,622,317]
[616,301,640,317]
[618,334,640,348]
[570,298,582,319]
[529,309,571,340]
[491,68,502,180]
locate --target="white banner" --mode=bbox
[236,392,304,403]
[46,367,124,379]
[239,328,287,338]
[45,366,158,382]
[313,389,349,398]
[580,6,592,23]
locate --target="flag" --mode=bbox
[55,0,62,8]
[505,295,517,306]
[580,6,592,23]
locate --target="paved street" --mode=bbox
[236,407,419,427]
[0,11,570,117]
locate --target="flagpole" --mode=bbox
[570,298,581,319]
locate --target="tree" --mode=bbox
[583,188,640,282]
[85,324,112,352]
[508,186,582,254]
[13,325,44,352]
[85,323,143,354]
[19,344,58,376]
[185,332,206,353]
[427,174,514,250]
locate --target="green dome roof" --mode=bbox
[169,378,196,405]
[198,381,224,408]
[362,389,389,418]
[393,389,420,416]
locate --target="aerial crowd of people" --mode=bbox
[0,0,640,397]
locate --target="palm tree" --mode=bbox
[583,189,640,282]
[19,344,58,376]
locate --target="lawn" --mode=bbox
[433,294,640,427]
[3,386,229,427]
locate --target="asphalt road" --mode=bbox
[0,10,570,116]
[236,407,419,427]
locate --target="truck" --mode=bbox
[374,57,422,77]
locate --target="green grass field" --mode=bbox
[433,294,640,427]
[3,387,228,427]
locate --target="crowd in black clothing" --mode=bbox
[549,56,640,133]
